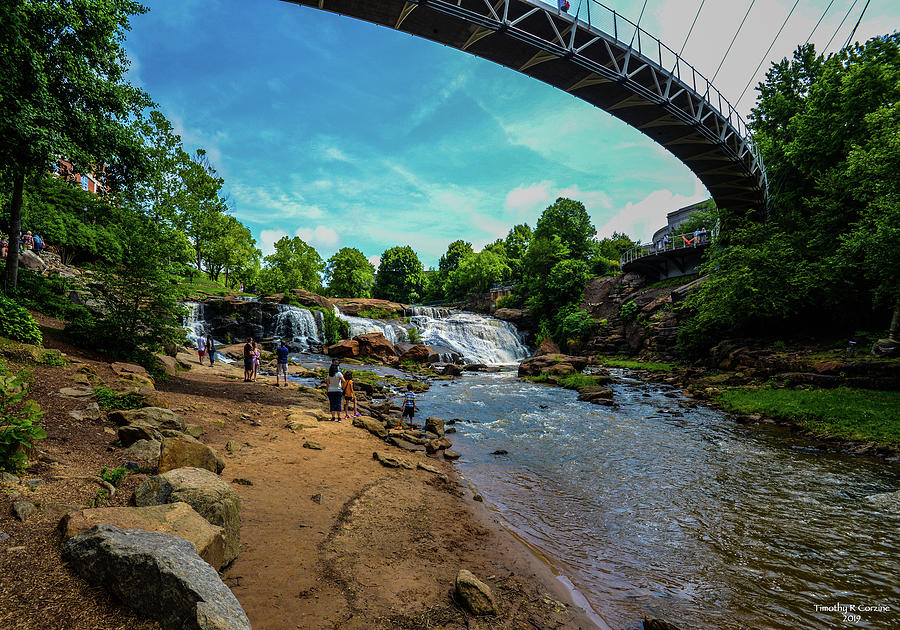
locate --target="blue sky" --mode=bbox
[125,0,897,268]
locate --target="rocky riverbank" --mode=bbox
[0,318,599,629]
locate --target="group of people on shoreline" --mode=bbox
[1,231,46,258]
[195,333,420,427]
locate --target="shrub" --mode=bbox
[495,293,524,309]
[0,296,42,345]
[407,327,423,345]
[0,371,46,473]
[320,309,350,346]
[619,300,639,323]
[93,386,144,411]
[358,307,396,320]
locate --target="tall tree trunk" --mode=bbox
[890,298,900,341]
[4,170,25,293]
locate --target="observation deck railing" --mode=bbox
[620,230,713,267]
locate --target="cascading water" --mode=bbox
[411,312,530,364]
[181,301,233,363]
[272,304,322,351]
[334,307,403,344]
[404,306,451,319]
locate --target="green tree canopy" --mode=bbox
[438,240,474,274]
[0,0,151,290]
[532,198,596,261]
[325,247,376,298]
[445,250,510,298]
[257,236,323,295]
[373,246,425,303]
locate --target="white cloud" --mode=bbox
[598,181,709,243]
[323,146,352,162]
[259,229,288,257]
[295,225,339,250]
[232,185,324,222]
[505,182,553,214]
[368,255,381,270]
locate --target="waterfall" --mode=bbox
[404,306,451,319]
[180,301,233,363]
[272,304,323,351]
[410,312,531,365]
[334,307,403,344]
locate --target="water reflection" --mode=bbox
[420,372,900,629]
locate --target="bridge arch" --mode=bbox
[283,0,767,214]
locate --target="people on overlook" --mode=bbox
[693,228,701,246]
[197,333,207,365]
[401,384,418,429]
[342,371,358,419]
[251,341,261,382]
[327,363,344,422]
[32,234,43,255]
[243,337,254,382]
[700,227,708,244]
[23,232,33,251]
[663,233,670,250]
[558,0,570,12]
[206,336,216,367]
[275,339,290,387]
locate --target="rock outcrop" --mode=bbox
[159,436,226,475]
[60,503,227,570]
[399,344,438,363]
[134,467,241,566]
[518,354,590,377]
[353,332,399,363]
[62,524,250,630]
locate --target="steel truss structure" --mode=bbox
[283,0,768,214]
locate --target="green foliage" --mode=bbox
[553,307,595,349]
[373,246,425,303]
[93,386,144,411]
[100,466,130,487]
[321,309,350,346]
[444,250,510,299]
[533,198,596,261]
[257,236,323,295]
[619,300,639,324]
[325,247,375,298]
[504,223,532,284]
[527,373,608,390]
[0,370,46,473]
[593,231,637,262]
[715,387,900,446]
[675,200,718,236]
[495,293,524,309]
[438,240,474,274]
[357,307,395,320]
[0,295,42,345]
[65,209,187,363]
[407,326,422,345]
[598,358,676,372]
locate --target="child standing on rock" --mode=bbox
[401,384,418,429]
[342,371,359,419]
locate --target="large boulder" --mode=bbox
[154,354,178,377]
[134,467,241,565]
[354,332,399,363]
[325,339,359,358]
[159,436,225,475]
[18,250,48,273]
[287,288,333,310]
[108,407,186,432]
[399,344,437,364]
[535,338,561,356]
[455,569,497,616]
[517,354,590,377]
[352,415,388,438]
[62,524,250,629]
[60,503,227,570]
[424,417,445,437]
[331,298,404,318]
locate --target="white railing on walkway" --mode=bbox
[620,230,713,266]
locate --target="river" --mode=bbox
[417,370,900,629]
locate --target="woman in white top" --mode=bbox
[326,362,345,421]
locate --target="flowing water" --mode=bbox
[420,372,900,630]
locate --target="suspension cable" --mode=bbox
[679,0,706,56]
[824,0,859,53]
[844,0,871,48]
[806,0,836,44]
[712,0,756,82]
[628,0,649,49]
[736,0,800,107]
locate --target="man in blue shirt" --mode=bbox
[275,339,290,387]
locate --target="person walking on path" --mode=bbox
[197,334,207,365]
[243,338,254,382]
[206,336,216,367]
[275,339,290,387]
[327,363,344,422]
[23,232,33,251]
[401,384,418,429]
[342,371,358,419]
[251,341,261,382]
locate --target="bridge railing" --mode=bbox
[619,230,713,267]
[536,0,764,177]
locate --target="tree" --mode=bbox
[205,214,260,288]
[373,246,425,303]
[438,240,474,274]
[504,223,532,283]
[257,236,323,295]
[532,198,596,261]
[325,247,376,298]
[173,149,229,274]
[0,0,151,290]
[445,250,510,298]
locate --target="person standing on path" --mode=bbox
[197,333,207,365]
[206,336,216,366]
[243,337,254,382]
[275,339,290,387]
[327,363,345,422]
[342,371,358,419]
[251,341,261,382]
